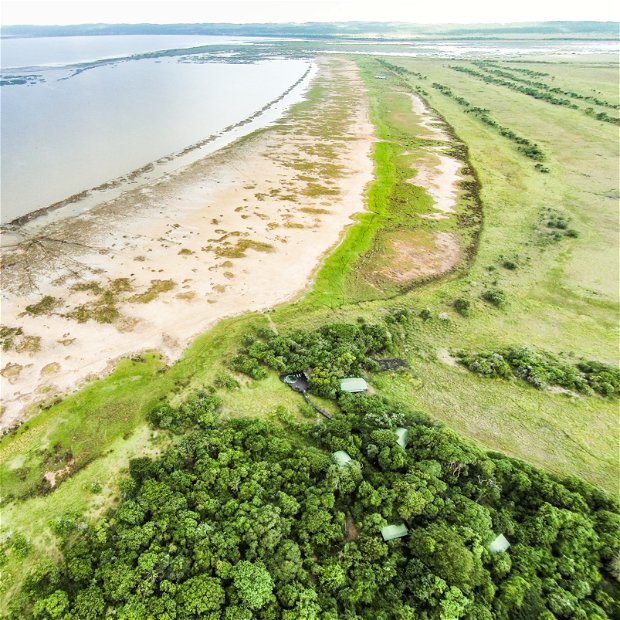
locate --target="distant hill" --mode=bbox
[2,21,619,40]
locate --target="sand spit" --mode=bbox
[0,57,374,429]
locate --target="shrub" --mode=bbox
[457,346,619,397]
[419,308,433,320]
[576,360,620,397]
[453,298,471,317]
[456,351,512,379]
[214,373,241,390]
[230,354,268,380]
[148,391,222,433]
[482,288,508,308]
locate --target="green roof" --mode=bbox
[395,427,409,449]
[381,524,409,541]
[489,534,510,553]
[339,377,368,393]
[332,450,353,469]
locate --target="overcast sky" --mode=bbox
[2,0,619,26]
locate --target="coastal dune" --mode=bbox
[0,57,374,428]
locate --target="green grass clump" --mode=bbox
[24,296,60,316]
[71,281,104,295]
[129,280,175,304]
[14,336,41,354]
[215,240,275,258]
[65,292,119,324]
[301,182,339,197]
[0,326,23,351]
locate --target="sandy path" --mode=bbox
[410,94,450,141]
[408,94,463,220]
[0,57,374,429]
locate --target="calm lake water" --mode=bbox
[0,36,309,224]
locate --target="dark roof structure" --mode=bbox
[279,372,332,420]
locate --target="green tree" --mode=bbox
[176,575,225,615]
[231,560,274,610]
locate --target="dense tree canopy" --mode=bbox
[11,321,620,618]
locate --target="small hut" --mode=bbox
[395,427,409,449]
[332,451,353,469]
[489,534,510,554]
[381,524,409,541]
[339,377,368,393]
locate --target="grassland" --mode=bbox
[1,51,618,612]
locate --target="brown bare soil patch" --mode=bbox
[378,230,460,283]
[345,514,359,541]
[44,459,75,488]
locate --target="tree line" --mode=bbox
[429,83,546,162]
[450,65,620,126]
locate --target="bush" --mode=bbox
[214,373,241,390]
[148,391,222,433]
[453,298,471,317]
[456,351,512,379]
[419,308,433,320]
[230,354,268,380]
[457,346,619,397]
[576,360,620,397]
[482,289,508,308]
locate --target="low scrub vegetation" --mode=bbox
[429,83,546,162]
[457,346,620,397]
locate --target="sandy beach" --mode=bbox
[0,56,374,429]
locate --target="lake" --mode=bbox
[0,35,310,224]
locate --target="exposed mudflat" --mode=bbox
[0,57,374,429]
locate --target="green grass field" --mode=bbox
[1,51,618,612]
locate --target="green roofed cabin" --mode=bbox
[395,427,409,449]
[339,377,368,393]
[489,534,510,553]
[332,451,353,469]
[381,524,409,541]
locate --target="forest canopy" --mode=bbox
[9,321,620,619]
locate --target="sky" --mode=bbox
[2,0,619,26]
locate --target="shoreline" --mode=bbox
[0,56,375,429]
[1,61,316,231]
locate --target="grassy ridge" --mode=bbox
[301,140,395,308]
